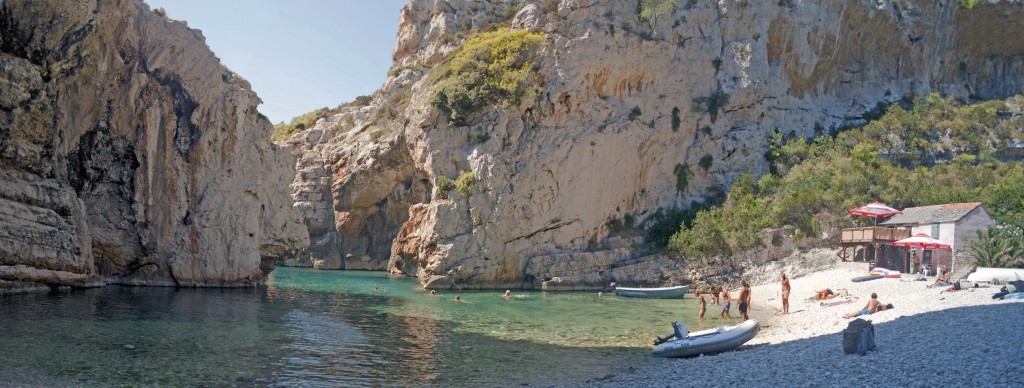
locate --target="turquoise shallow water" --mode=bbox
[0,267,725,386]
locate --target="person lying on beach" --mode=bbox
[806,288,835,301]
[941,281,980,293]
[843,293,893,318]
[928,270,951,288]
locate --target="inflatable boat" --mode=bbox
[652,320,760,358]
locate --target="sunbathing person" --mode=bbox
[843,293,893,318]
[929,270,951,288]
[807,288,835,301]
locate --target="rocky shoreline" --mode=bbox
[582,263,1024,386]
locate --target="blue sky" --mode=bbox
[146,0,408,124]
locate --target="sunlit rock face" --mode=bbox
[286,0,1024,289]
[0,0,309,291]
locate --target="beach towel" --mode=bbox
[820,296,857,307]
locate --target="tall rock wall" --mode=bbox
[0,0,308,291]
[286,0,1024,289]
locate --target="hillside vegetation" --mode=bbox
[665,94,1024,265]
[270,95,373,141]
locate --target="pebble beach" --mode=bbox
[586,262,1024,387]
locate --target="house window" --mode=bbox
[931,223,940,239]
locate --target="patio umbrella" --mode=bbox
[892,233,951,250]
[893,233,952,275]
[849,201,903,225]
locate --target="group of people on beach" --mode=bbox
[692,271,796,321]
[689,270,901,322]
[693,281,753,321]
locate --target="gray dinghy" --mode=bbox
[652,320,760,358]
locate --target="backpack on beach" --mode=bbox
[842,318,875,355]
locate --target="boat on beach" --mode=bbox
[652,319,760,358]
[613,285,688,298]
[967,267,1024,283]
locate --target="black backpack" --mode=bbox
[842,318,874,354]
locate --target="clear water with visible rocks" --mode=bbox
[0,267,718,386]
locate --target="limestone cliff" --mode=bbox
[286,0,1024,289]
[0,0,308,292]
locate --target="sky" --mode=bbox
[145,0,408,124]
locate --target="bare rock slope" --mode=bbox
[0,0,308,292]
[286,0,1024,289]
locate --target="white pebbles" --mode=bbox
[584,262,1024,387]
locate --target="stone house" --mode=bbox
[879,202,995,276]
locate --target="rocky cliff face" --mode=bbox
[0,0,308,292]
[286,0,1024,289]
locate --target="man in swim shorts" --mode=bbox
[720,289,733,319]
[738,281,751,320]
[844,293,892,318]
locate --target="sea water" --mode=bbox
[0,267,721,386]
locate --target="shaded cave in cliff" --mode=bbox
[67,124,145,277]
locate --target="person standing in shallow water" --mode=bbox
[738,282,751,320]
[781,272,791,314]
[720,289,732,319]
[695,289,707,320]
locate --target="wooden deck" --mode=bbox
[840,227,910,244]
[839,227,911,268]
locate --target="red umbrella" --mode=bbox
[893,233,951,275]
[849,201,902,225]
[892,233,951,250]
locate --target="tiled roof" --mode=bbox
[879,202,983,225]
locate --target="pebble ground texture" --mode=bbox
[582,262,1024,387]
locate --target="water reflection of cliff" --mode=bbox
[265,284,444,385]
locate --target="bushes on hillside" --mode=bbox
[666,93,1024,259]
[270,95,373,141]
[430,30,545,126]
[969,224,1024,268]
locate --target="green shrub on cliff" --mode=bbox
[455,171,478,197]
[430,30,545,126]
[436,175,456,199]
[436,171,479,199]
[667,93,1024,258]
[270,96,373,142]
[959,0,980,9]
[638,0,681,22]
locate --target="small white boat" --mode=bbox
[613,285,688,299]
[652,320,760,358]
[967,268,1024,283]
